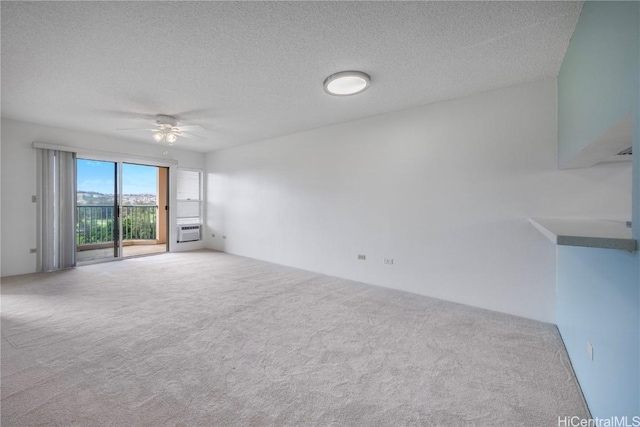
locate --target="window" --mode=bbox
[176,168,202,226]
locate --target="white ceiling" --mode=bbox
[1,1,582,153]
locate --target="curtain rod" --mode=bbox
[32,142,179,166]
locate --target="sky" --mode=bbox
[77,160,157,195]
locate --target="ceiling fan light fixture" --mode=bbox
[166,132,177,144]
[323,71,371,96]
[117,114,203,145]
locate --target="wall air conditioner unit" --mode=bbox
[178,225,201,242]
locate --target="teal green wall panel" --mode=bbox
[558,1,639,167]
[557,246,639,418]
[556,1,640,418]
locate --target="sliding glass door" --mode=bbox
[75,159,169,264]
[121,163,168,258]
[75,159,119,263]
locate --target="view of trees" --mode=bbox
[76,205,158,244]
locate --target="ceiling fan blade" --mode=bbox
[89,109,156,121]
[174,108,217,120]
[179,131,205,139]
[135,116,157,121]
[178,124,205,131]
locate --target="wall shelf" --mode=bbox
[529,217,637,252]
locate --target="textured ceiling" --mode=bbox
[1,1,582,152]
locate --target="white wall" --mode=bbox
[1,118,206,277]
[205,79,633,323]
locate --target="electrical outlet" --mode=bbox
[384,258,394,265]
[29,248,37,254]
[357,254,366,260]
[587,341,593,360]
[31,195,37,203]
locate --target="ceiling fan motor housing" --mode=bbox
[156,115,177,127]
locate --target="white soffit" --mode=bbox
[1,1,582,152]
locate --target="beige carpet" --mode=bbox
[1,250,589,426]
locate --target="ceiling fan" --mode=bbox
[117,114,205,145]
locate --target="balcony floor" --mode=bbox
[77,243,167,263]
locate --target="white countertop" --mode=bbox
[529,217,637,251]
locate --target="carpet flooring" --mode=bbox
[1,250,589,426]
[76,243,167,263]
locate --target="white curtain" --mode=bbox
[37,149,76,271]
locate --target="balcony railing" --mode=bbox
[76,205,158,245]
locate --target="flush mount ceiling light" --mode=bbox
[323,71,371,96]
